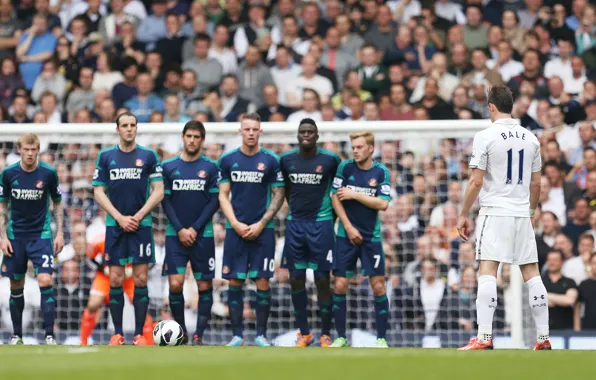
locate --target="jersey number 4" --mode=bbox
[506,149,524,185]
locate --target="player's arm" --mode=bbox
[336,167,390,211]
[574,302,582,331]
[244,166,285,240]
[218,181,247,236]
[133,155,164,222]
[92,152,137,232]
[190,168,220,233]
[331,164,363,245]
[530,144,543,226]
[0,172,13,255]
[50,168,65,254]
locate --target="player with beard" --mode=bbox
[280,119,340,347]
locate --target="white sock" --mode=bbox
[526,276,550,343]
[476,275,497,343]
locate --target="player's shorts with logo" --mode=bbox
[282,219,335,272]
[334,237,385,278]
[222,228,275,279]
[1,238,55,279]
[475,215,538,265]
[163,236,215,280]
[105,226,155,266]
[90,273,135,304]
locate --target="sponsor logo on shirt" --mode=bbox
[368,178,377,187]
[136,159,144,167]
[332,177,343,189]
[276,171,284,182]
[36,180,44,189]
[93,169,99,180]
[288,173,323,185]
[198,170,207,178]
[347,185,377,196]
[380,184,391,196]
[11,189,44,200]
[315,165,323,173]
[0,185,3,196]
[109,168,143,180]
[172,179,206,191]
[231,171,264,183]
[257,163,265,171]
[223,266,230,274]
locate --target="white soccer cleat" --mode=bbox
[9,335,23,345]
[45,336,58,345]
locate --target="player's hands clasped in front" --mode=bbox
[336,187,356,201]
[346,225,363,246]
[0,238,13,257]
[243,221,265,241]
[231,221,249,238]
[54,233,64,254]
[117,215,139,232]
[456,216,469,241]
[178,228,196,248]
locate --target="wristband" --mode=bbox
[530,209,536,217]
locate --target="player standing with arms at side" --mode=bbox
[218,113,285,347]
[330,132,391,348]
[280,119,340,347]
[0,133,64,345]
[457,85,551,350]
[92,112,164,346]
[161,121,220,346]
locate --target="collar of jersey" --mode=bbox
[492,118,518,127]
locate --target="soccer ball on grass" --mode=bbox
[153,320,184,346]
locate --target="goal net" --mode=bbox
[0,120,532,347]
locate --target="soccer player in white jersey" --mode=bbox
[457,85,551,350]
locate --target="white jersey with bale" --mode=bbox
[469,118,542,218]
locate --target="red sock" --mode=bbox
[80,309,97,346]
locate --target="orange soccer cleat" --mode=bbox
[458,338,494,350]
[108,334,125,346]
[132,334,149,346]
[533,340,552,350]
[319,334,333,348]
[295,333,314,347]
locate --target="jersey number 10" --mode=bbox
[506,149,524,185]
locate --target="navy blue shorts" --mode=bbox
[222,228,275,280]
[163,236,215,280]
[282,219,335,272]
[105,226,154,266]
[333,236,385,278]
[1,238,54,279]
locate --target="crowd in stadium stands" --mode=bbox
[2,0,596,339]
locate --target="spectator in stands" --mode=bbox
[91,51,123,93]
[462,5,487,51]
[334,12,363,56]
[65,66,95,121]
[300,2,328,41]
[448,43,470,79]
[257,84,293,122]
[543,161,582,225]
[163,93,189,123]
[584,171,596,209]
[547,105,581,155]
[413,77,455,120]
[410,53,459,104]
[287,55,333,108]
[0,0,22,59]
[16,13,57,89]
[182,33,223,97]
[155,12,185,66]
[124,72,164,123]
[563,196,591,245]
[486,40,524,83]
[98,0,139,46]
[363,99,379,121]
[220,74,254,120]
[517,0,542,30]
[321,26,357,89]
[136,0,167,49]
[448,241,476,291]
[356,43,389,96]
[209,24,238,75]
[9,95,31,123]
[55,260,88,331]
[443,265,477,331]
[576,252,596,330]
[563,233,593,287]
[380,83,412,121]
[237,45,273,108]
[0,57,25,110]
[502,10,524,54]
[144,51,165,95]
[545,38,575,81]
[576,4,596,54]
[96,97,115,123]
[364,5,395,53]
[287,87,322,123]
[39,90,62,124]
[31,58,66,104]
[233,2,271,60]
[543,249,578,331]
[269,45,300,107]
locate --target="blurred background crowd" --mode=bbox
[1,0,596,343]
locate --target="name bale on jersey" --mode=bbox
[347,185,377,196]
[289,173,323,185]
[231,171,264,183]
[172,179,206,191]
[501,131,527,140]
[11,189,44,200]
[109,168,143,180]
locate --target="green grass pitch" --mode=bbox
[0,346,592,380]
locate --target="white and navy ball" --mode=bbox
[153,320,184,346]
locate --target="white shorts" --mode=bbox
[475,215,538,265]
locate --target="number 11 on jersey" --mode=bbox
[506,149,524,185]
